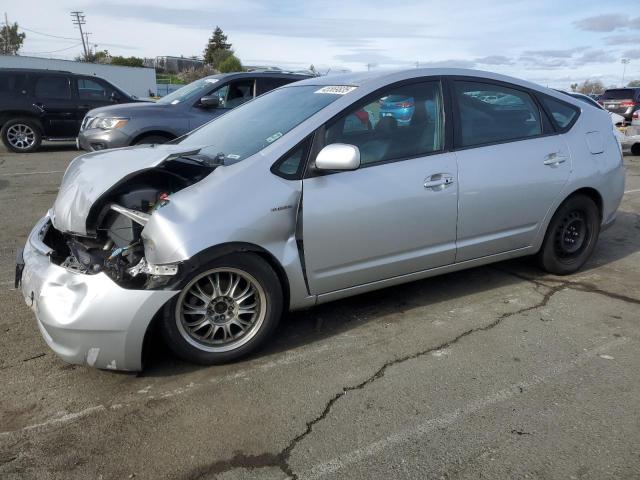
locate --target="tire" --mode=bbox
[134,135,171,145]
[1,118,42,153]
[537,194,601,275]
[161,253,283,365]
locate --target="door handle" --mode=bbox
[424,173,455,190]
[543,152,568,167]
[78,105,90,109]
[33,102,45,112]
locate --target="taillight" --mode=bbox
[633,111,639,119]
[620,100,637,107]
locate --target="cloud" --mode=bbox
[623,49,640,60]
[522,47,586,58]
[573,49,617,65]
[417,59,477,68]
[474,55,514,66]
[605,34,640,45]
[574,14,640,32]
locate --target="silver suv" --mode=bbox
[77,72,310,151]
[18,68,625,371]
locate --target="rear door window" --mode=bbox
[323,81,444,166]
[539,96,579,130]
[453,81,542,147]
[0,72,27,96]
[256,77,296,96]
[34,75,72,100]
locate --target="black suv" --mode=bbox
[0,68,137,153]
[598,87,640,123]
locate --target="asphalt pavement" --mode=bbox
[0,143,639,479]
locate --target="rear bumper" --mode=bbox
[77,128,131,151]
[18,214,178,371]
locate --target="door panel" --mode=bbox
[302,153,458,294]
[455,135,570,261]
[33,75,77,137]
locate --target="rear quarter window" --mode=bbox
[539,96,580,131]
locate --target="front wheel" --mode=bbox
[161,253,283,365]
[1,118,42,153]
[537,194,601,275]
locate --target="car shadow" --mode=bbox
[140,209,640,378]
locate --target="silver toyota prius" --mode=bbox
[17,69,625,371]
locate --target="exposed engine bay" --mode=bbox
[44,155,218,288]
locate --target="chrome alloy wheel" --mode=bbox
[175,268,267,352]
[6,123,36,150]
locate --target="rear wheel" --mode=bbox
[134,134,171,145]
[161,253,283,365]
[1,118,42,153]
[537,194,600,275]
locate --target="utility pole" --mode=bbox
[71,11,88,59]
[4,12,11,55]
[621,58,630,87]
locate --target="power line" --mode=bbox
[21,42,84,55]
[18,25,77,41]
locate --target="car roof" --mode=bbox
[210,71,312,81]
[294,68,551,90]
[0,68,74,75]
[290,68,582,106]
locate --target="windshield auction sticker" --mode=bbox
[314,86,357,95]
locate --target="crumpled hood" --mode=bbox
[52,144,203,235]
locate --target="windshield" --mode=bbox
[180,85,348,163]
[157,77,220,105]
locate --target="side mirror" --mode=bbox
[315,143,361,171]
[110,91,119,103]
[199,95,220,108]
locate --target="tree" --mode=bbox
[218,55,243,73]
[0,22,25,55]
[206,48,234,69]
[110,56,144,67]
[178,65,218,83]
[627,80,640,87]
[203,26,233,67]
[570,83,578,92]
[576,79,604,95]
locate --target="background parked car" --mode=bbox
[0,68,139,153]
[77,71,311,151]
[598,87,640,123]
[558,90,626,126]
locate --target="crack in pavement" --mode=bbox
[185,281,566,480]
[494,267,640,306]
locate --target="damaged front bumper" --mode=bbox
[18,214,179,371]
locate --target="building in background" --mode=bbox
[0,55,156,98]
[147,56,204,74]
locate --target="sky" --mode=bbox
[7,0,640,89]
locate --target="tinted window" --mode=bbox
[0,72,26,95]
[454,81,542,147]
[157,76,221,105]
[601,89,637,100]
[34,76,71,99]
[78,78,114,100]
[257,77,296,95]
[324,81,444,165]
[540,96,579,130]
